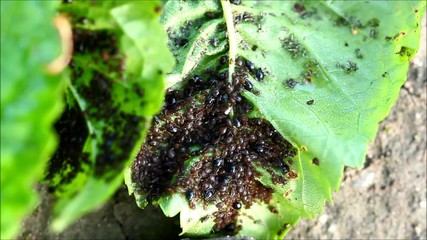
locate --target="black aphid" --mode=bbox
[209,77,219,86]
[285,78,297,88]
[228,164,237,174]
[229,0,241,5]
[190,75,203,84]
[221,93,229,102]
[167,126,178,133]
[219,126,227,135]
[355,48,364,59]
[232,201,242,209]
[370,28,377,39]
[178,39,188,47]
[235,57,244,67]
[204,11,217,19]
[233,118,241,128]
[204,188,215,200]
[213,158,224,168]
[243,80,253,91]
[293,3,305,13]
[254,145,265,153]
[186,189,195,201]
[245,60,255,72]
[256,68,264,81]
[306,99,314,105]
[205,95,215,105]
[219,55,228,65]
[218,175,231,184]
[312,158,319,165]
[224,223,236,232]
[279,162,290,174]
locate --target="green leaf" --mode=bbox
[236,195,300,239]
[159,194,218,236]
[0,1,64,239]
[238,0,426,218]
[45,1,174,232]
[127,0,425,238]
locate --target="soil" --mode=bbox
[18,16,426,240]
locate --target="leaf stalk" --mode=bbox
[220,0,237,83]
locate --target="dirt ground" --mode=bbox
[18,16,426,240]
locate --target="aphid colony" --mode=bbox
[132,56,296,233]
[281,34,307,59]
[50,28,144,177]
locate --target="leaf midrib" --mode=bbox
[220,0,237,83]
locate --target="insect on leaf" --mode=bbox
[44,0,174,232]
[126,0,425,238]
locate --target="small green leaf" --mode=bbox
[236,196,300,240]
[159,194,187,217]
[179,201,218,236]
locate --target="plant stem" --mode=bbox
[220,0,237,83]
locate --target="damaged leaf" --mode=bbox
[45,0,174,232]
[126,0,425,238]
